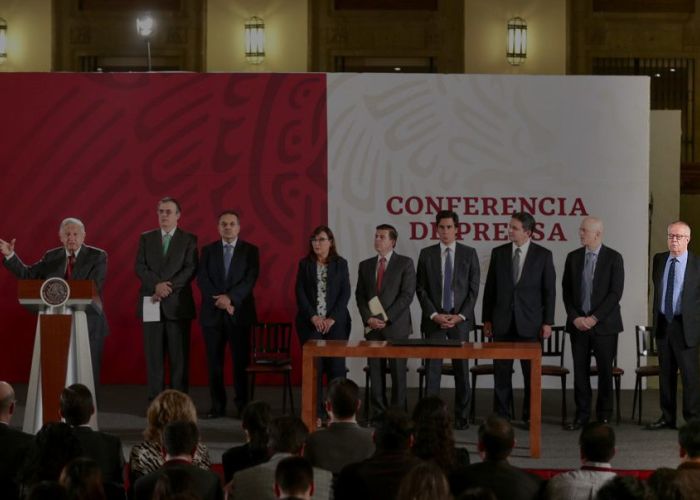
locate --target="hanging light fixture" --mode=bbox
[506,17,527,66]
[245,16,265,64]
[0,18,7,64]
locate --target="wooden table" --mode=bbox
[302,339,543,458]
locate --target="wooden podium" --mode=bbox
[18,279,99,433]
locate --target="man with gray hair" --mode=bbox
[0,218,108,386]
[0,381,33,500]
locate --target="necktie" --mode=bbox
[376,257,386,293]
[581,252,595,314]
[665,258,677,322]
[162,233,172,255]
[65,252,75,280]
[442,248,453,312]
[224,244,234,277]
[512,247,521,284]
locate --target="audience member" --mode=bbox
[304,378,374,474]
[133,420,222,500]
[222,401,272,483]
[411,395,469,474]
[0,381,34,500]
[675,419,700,498]
[151,467,198,500]
[396,461,451,500]
[26,481,69,500]
[545,422,617,500]
[274,456,315,500]
[59,457,107,500]
[60,384,125,487]
[594,475,648,500]
[335,408,422,500]
[646,468,679,500]
[457,487,497,500]
[449,415,542,500]
[230,416,332,500]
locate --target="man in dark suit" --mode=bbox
[0,382,33,500]
[134,420,222,500]
[0,218,108,387]
[646,221,700,430]
[483,211,556,422]
[355,224,416,416]
[416,209,480,429]
[562,217,624,430]
[197,210,259,418]
[136,197,198,400]
[59,383,124,486]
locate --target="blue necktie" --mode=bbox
[512,247,521,284]
[581,252,595,314]
[664,258,677,322]
[442,248,453,312]
[223,244,234,277]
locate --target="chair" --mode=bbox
[631,325,660,424]
[469,325,515,423]
[541,326,569,424]
[589,350,624,425]
[246,322,295,414]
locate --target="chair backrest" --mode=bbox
[250,322,293,363]
[635,325,658,367]
[541,326,566,367]
[471,324,489,366]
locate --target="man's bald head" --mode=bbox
[0,381,16,423]
[579,217,604,250]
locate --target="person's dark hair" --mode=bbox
[396,461,450,500]
[268,416,309,455]
[579,422,615,463]
[27,481,69,500]
[218,209,240,221]
[152,468,197,500]
[242,401,272,452]
[59,457,105,500]
[59,384,94,426]
[20,422,83,488]
[679,419,700,458]
[163,421,199,457]
[457,487,497,500]
[373,408,413,452]
[478,415,514,460]
[305,225,339,262]
[595,475,649,500]
[647,468,679,500]
[436,210,459,226]
[511,212,536,233]
[158,196,181,214]
[327,378,360,419]
[275,456,314,497]
[411,396,457,472]
[376,224,398,247]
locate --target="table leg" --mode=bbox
[301,350,318,432]
[529,353,541,458]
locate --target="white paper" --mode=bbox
[364,296,388,335]
[142,296,161,322]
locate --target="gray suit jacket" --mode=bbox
[135,228,198,320]
[304,422,375,474]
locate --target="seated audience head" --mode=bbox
[144,390,198,444]
[59,457,105,500]
[579,422,616,463]
[396,461,450,500]
[0,380,16,423]
[152,467,198,500]
[647,468,679,500]
[373,408,414,452]
[594,475,649,500]
[274,456,314,500]
[325,377,361,421]
[456,487,498,500]
[268,416,309,456]
[242,400,272,449]
[27,481,68,500]
[477,415,514,461]
[21,422,83,486]
[163,421,200,460]
[59,384,94,426]
[411,396,455,470]
[678,419,700,461]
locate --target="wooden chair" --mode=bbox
[541,326,569,424]
[246,322,295,414]
[589,350,624,425]
[631,325,660,424]
[469,325,515,423]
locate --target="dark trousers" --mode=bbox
[202,322,251,413]
[657,316,700,424]
[315,356,347,416]
[425,324,471,419]
[494,322,538,420]
[143,320,191,399]
[570,329,618,422]
[367,330,407,416]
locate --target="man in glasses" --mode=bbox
[646,221,700,430]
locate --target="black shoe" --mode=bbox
[454,418,470,430]
[644,418,676,430]
[565,419,587,431]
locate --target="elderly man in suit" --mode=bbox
[562,217,624,430]
[646,221,700,430]
[0,382,33,500]
[483,211,556,423]
[198,210,259,418]
[136,196,198,400]
[416,209,480,430]
[355,223,416,417]
[0,218,108,387]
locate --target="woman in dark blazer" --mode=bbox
[295,225,351,420]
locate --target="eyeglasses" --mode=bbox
[310,238,330,243]
[668,234,690,241]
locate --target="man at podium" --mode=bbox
[0,217,108,387]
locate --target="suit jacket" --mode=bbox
[482,241,556,339]
[135,228,198,320]
[652,251,700,347]
[4,244,109,338]
[304,422,375,474]
[355,252,416,339]
[335,450,422,500]
[0,423,33,500]
[416,242,480,335]
[198,239,259,328]
[73,426,124,486]
[449,459,543,500]
[562,245,624,336]
[295,256,351,343]
[221,443,269,483]
[134,459,222,500]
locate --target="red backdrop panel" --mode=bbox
[0,73,327,385]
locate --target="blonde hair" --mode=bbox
[144,390,197,443]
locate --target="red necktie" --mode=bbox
[65,252,76,280]
[376,257,386,293]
